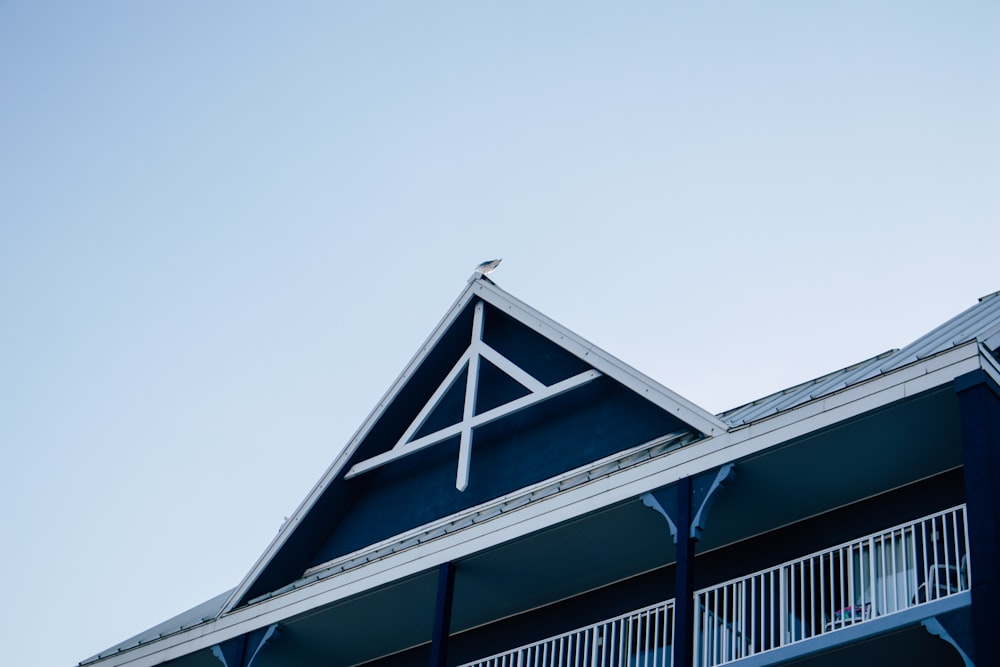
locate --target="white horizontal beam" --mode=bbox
[345,370,601,479]
[394,350,471,453]
[478,342,545,393]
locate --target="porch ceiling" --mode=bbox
[255,570,440,667]
[699,384,964,553]
[451,498,677,632]
[251,500,677,667]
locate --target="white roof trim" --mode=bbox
[345,301,602,490]
[979,341,1000,388]
[470,280,728,436]
[220,278,724,615]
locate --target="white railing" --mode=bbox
[460,599,674,667]
[693,505,970,666]
[461,506,969,667]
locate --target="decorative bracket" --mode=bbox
[691,463,736,541]
[923,615,976,667]
[641,463,735,543]
[641,492,680,543]
[345,301,601,491]
[211,624,281,667]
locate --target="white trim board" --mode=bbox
[345,301,602,490]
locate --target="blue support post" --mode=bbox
[956,369,1000,666]
[673,475,695,667]
[642,464,734,667]
[429,561,457,667]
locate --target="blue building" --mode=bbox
[79,273,1000,667]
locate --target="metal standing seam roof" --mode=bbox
[80,590,234,665]
[718,290,1000,428]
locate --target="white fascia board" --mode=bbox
[94,343,989,667]
[979,342,1000,387]
[728,341,981,447]
[982,329,1000,353]
[346,370,601,479]
[471,281,728,437]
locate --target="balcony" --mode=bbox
[695,504,969,665]
[461,600,675,667]
[460,505,970,667]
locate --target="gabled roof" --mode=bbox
[220,275,727,615]
[720,290,1000,427]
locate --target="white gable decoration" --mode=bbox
[345,300,602,490]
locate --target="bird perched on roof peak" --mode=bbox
[470,258,502,283]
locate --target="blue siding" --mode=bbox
[311,377,687,567]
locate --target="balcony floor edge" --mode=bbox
[719,592,971,667]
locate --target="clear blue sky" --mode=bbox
[1,3,997,665]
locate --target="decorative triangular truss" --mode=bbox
[345,301,601,491]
